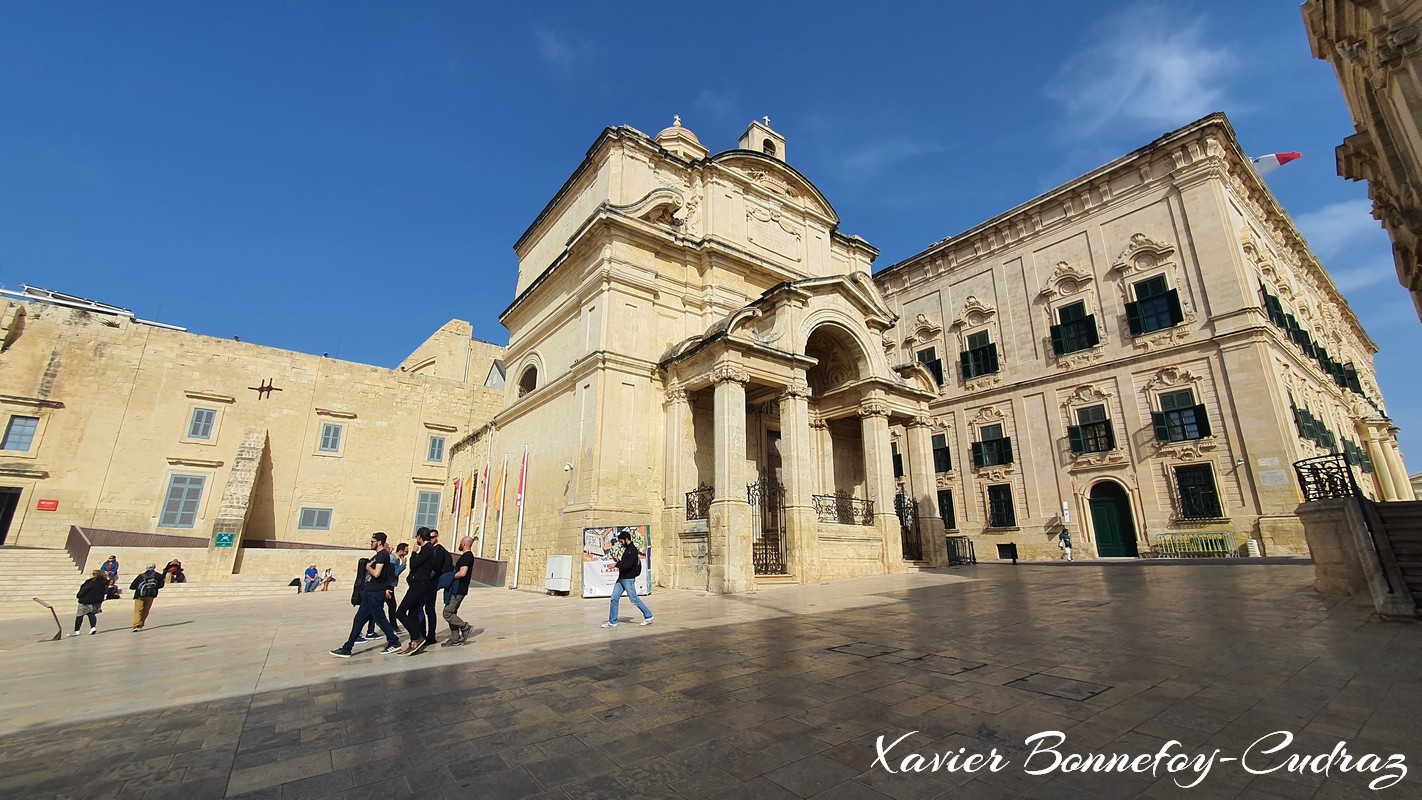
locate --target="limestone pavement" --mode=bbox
[0,562,1418,799]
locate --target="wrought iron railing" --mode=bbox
[1153,531,1235,558]
[1293,453,1394,596]
[1294,453,1355,501]
[895,494,922,560]
[813,491,874,525]
[685,483,713,520]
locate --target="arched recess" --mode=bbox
[1087,479,1139,557]
[515,353,544,398]
[804,322,869,397]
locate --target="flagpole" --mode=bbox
[494,455,507,558]
[452,477,461,535]
[463,467,475,546]
[511,444,528,589]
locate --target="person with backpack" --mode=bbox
[330,532,401,658]
[71,569,109,636]
[600,530,653,628]
[129,563,165,632]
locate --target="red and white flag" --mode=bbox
[516,446,528,508]
[1251,152,1301,176]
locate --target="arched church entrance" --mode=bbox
[1088,480,1139,557]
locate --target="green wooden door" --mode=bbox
[1090,498,1126,557]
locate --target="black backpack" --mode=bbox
[135,573,160,598]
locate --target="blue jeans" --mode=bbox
[609,578,651,624]
[344,590,398,649]
[303,579,320,592]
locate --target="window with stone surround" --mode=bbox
[987,484,1015,527]
[1,415,39,452]
[188,408,216,440]
[159,474,205,529]
[298,507,333,530]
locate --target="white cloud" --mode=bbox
[1294,199,1382,258]
[534,28,596,73]
[1045,2,1233,137]
[837,137,945,182]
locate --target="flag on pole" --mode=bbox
[480,463,490,510]
[516,446,527,508]
[452,477,461,515]
[1251,152,1301,176]
[494,462,506,513]
[468,469,476,509]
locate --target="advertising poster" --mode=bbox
[582,524,651,598]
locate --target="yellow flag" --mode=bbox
[494,462,506,513]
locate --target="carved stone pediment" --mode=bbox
[964,375,1002,393]
[976,466,1015,481]
[1130,324,1193,353]
[969,406,1006,427]
[1038,261,1095,300]
[901,313,943,348]
[1155,437,1218,461]
[744,169,800,200]
[1068,451,1129,471]
[1111,234,1177,275]
[950,296,997,330]
[1061,383,1114,412]
[935,473,955,489]
[1144,366,1201,393]
[1054,344,1106,371]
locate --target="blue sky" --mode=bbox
[2,2,1417,465]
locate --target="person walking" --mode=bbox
[129,563,165,632]
[441,536,476,647]
[1058,529,1073,561]
[330,532,401,658]
[396,528,440,655]
[360,542,407,642]
[601,531,652,628]
[71,569,108,636]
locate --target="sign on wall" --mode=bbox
[214,533,236,548]
[35,499,59,511]
[581,524,651,598]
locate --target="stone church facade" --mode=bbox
[481,112,1410,591]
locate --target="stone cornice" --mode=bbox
[0,394,63,409]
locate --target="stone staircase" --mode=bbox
[0,546,299,618]
[1376,500,1422,612]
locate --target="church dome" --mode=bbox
[654,116,707,160]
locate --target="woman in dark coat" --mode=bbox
[72,569,108,636]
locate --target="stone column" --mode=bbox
[662,385,693,511]
[810,415,830,495]
[1364,426,1401,501]
[905,414,947,567]
[709,365,754,593]
[859,398,901,573]
[779,378,820,583]
[1385,428,1415,501]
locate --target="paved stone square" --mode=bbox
[1,562,1419,799]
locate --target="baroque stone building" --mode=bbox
[1304,0,1422,322]
[478,112,1410,591]
[877,113,1411,563]
[0,286,504,576]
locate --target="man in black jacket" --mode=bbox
[129,563,165,632]
[396,528,442,655]
[601,530,653,628]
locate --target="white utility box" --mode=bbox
[545,555,573,594]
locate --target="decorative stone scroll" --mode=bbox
[950,296,997,331]
[780,380,811,400]
[1037,261,1096,301]
[709,365,749,385]
[857,399,890,418]
[969,405,1005,427]
[1111,233,1176,276]
[1143,366,1201,394]
[1061,384,1113,414]
[901,313,943,349]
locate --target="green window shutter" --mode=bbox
[1124,301,1143,335]
[1152,411,1170,442]
[971,441,984,468]
[1192,404,1212,438]
[959,350,972,378]
[1083,317,1100,347]
[1104,422,1117,450]
[1165,289,1184,326]
[1067,425,1086,454]
[985,343,999,373]
[1002,437,1014,464]
[1049,324,1065,355]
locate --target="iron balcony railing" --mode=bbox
[1294,453,1355,501]
[813,491,874,525]
[685,484,713,520]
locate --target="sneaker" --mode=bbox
[89,629,97,635]
[600,622,618,628]
[329,648,352,658]
[353,634,372,643]
[440,635,464,648]
[132,628,141,632]
[400,639,423,656]
[640,617,654,626]
[411,639,432,655]
[380,644,401,654]
[67,631,80,637]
